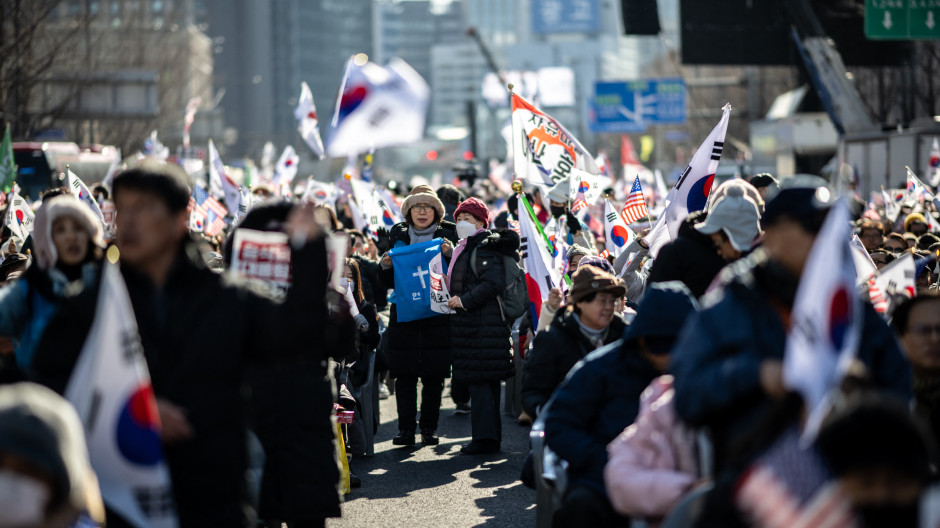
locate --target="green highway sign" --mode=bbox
[866,0,940,40]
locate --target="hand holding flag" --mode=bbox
[65,262,179,528]
[784,198,860,442]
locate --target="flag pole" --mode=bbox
[513,179,572,286]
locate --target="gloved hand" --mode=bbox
[354,313,369,331]
[374,227,391,255]
[565,211,581,233]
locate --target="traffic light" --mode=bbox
[425,150,438,161]
[621,0,660,35]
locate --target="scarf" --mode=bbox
[447,228,485,289]
[572,312,608,349]
[408,223,438,244]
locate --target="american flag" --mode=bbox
[736,428,857,528]
[620,175,649,225]
[190,184,228,235]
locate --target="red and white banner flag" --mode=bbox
[518,198,561,327]
[511,92,599,186]
[230,229,292,289]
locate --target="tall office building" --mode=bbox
[204,0,373,159]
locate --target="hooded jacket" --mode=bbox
[604,375,698,523]
[448,228,519,384]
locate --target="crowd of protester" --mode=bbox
[2,157,940,528]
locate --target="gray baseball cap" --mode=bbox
[695,185,761,251]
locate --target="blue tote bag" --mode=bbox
[388,237,445,323]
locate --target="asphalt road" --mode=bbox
[327,380,536,528]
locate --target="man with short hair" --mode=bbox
[857,218,884,252]
[111,162,335,527]
[672,184,912,526]
[884,233,908,253]
[892,293,940,444]
[869,248,894,270]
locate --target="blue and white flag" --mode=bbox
[66,262,178,528]
[784,198,861,442]
[389,237,445,323]
[295,81,325,158]
[645,104,730,257]
[68,169,105,225]
[328,57,430,157]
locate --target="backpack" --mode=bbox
[470,247,528,322]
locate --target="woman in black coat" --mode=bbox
[447,198,518,454]
[521,286,628,419]
[378,185,457,446]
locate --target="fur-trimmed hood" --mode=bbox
[475,228,520,260]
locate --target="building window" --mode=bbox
[151,0,163,13]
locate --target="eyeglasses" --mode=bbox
[883,246,905,254]
[590,297,618,307]
[412,204,434,212]
[908,323,940,338]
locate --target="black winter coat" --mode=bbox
[122,236,335,527]
[449,229,519,384]
[379,221,458,379]
[672,251,912,471]
[544,339,661,497]
[522,308,627,416]
[647,211,725,298]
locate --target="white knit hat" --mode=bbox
[547,179,570,203]
[694,185,761,251]
[32,195,105,270]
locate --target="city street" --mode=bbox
[328,382,536,527]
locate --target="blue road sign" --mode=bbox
[588,79,686,133]
[532,0,600,34]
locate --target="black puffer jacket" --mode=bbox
[449,229,519,384]
[379,221,458,379]
[647,211,725,298]
[522,308,627,417]
[122,235,335,526]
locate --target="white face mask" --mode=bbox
[0,470,50,527]
[456,220,478,240]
